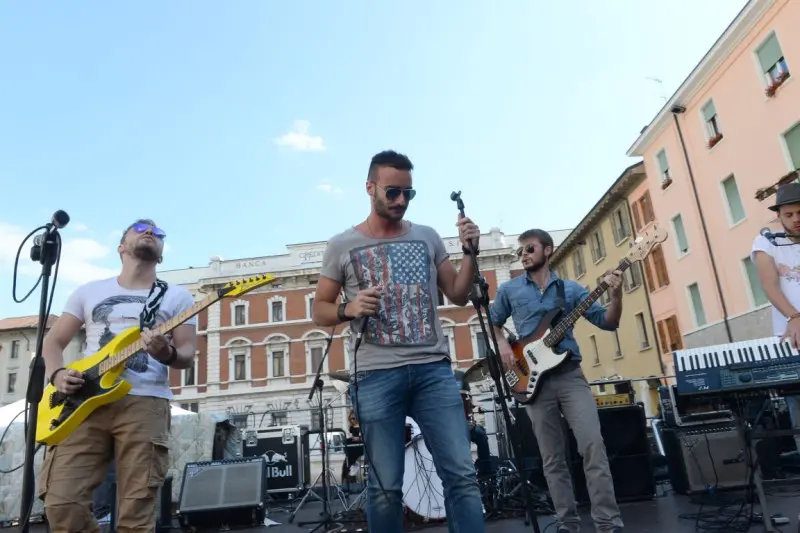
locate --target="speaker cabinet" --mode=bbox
[564,404,655,504]
[177,457,267,527]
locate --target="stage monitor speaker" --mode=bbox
[660,422,748,494]
[177,457,267,527]
[564,403,655,504]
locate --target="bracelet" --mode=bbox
[49,368,66,387]
[163,345,178,366]
[462,246,480,256]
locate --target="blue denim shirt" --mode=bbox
[489,270,616,362]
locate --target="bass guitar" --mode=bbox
[503,227,667,404]
[36,273,276,446]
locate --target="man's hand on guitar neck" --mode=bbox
[141,328,175,364]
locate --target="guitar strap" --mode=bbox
[140,278,169,330]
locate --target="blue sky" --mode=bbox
[0,0,747,319]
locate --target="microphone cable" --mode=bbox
[349,314,392,508]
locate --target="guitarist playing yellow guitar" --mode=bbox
[35,219,274,533]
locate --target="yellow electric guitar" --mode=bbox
[36,273,276,446]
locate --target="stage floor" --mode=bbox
[19,485,799,533]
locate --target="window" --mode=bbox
[7,373,16,393]
[272,350,286,378]
[306,293,315,319]
[612,331,622,358]
[572,249,586,278]
[271,411,288,426]
[643,245,670,292]
[234,305,246,326]
[271,301,284,322]
[311,408,335,431]
[657,315,683,353]
[634,312,651,349]
[631,192,655,231]
[672,214,689,256]
[597,275,611,306]
[784,123,800,171]
[687,283,707,327]
[756,33,790,86]
[622,262,643,292]
[701,100,722,143]
[310,346,323,373]
[610,207,630,244]
[473,330,488,359]
[234,354,247,380]
[589,335,600,365]
[656,149,671,182]
[305,332,329,375]
[743,257,769,307]
[184,365,195,386]
[721,175,746,224]
[10,340,19,359]
[180,402,199,413]
[589,230,606,263]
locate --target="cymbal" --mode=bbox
[462,358,491,385]
[328,370,351,383]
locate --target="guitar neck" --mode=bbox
[544,257,632,347]
[98,292,218,374]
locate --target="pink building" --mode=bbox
[625,0,799,371]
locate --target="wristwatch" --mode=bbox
[163,345,178,366]
[337,302,354,322]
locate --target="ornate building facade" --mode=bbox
[158,228,570,430]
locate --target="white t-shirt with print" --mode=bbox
[63,276,197,400]
[751,235,800,337]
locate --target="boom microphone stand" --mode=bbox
[450,192,541,533]
[293,330,340,532]
[18,210,70,533]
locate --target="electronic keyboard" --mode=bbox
[674,337,800,396]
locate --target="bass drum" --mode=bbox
[402,435,447,523]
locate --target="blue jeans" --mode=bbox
[350,359,485,533]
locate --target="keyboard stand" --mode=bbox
[733,396,800,533]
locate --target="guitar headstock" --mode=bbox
[217,274,277,299]
[626,225,668,262]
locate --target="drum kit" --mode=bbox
[325,362,545,525]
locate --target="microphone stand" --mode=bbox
[20,222,64,532]
[450,191,542,533]
[295,331,338,532]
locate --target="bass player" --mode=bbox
[489,228,625,533]
[37,219,197,533]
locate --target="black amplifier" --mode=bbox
[243,425,311,494]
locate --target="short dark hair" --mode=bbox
[518,229,554,251]
[367,150,413,182]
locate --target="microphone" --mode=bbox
[761,227,787,241]
[51,210,70,229]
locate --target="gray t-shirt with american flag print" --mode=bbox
[320,222,452,373]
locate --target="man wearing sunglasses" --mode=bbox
[490,229,625,533]
[37,219,197,533]
[312,150,486,533]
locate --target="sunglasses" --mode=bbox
[379,185,416,202]
[131,223,167,239]
[515,244,535,257]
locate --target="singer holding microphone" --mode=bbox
[311,150,486,533]
[752,182,800,454]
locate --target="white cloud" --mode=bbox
[274,120,326,152]
[72,222,88,232]
[0,222,117,286]
[316,183,343,195]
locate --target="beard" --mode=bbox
[132,241,160,263]
[373,194,406,221]
[524,257,547,273]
